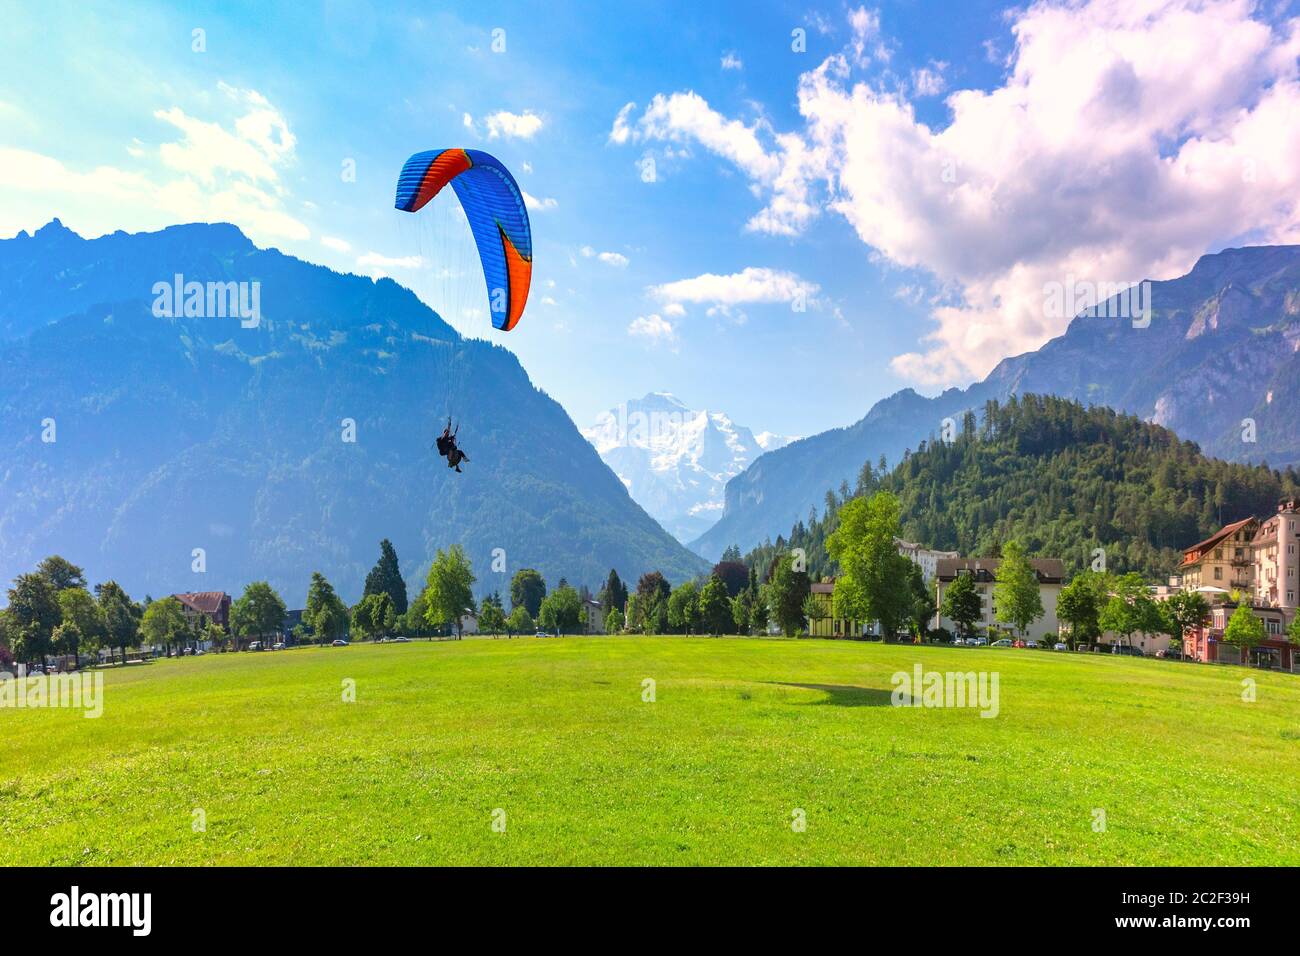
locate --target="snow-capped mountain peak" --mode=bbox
[582,393,794,545]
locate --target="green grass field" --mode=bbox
[3,636,1299,865]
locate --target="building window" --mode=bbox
[1214,567,1223,580]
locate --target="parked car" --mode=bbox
[991,638,1014,647]
[952,637,966,646]
[247,641,261,651]
[272,642,285,650]
[330,639,349,647]
[535,630,554,638]
[969,636,989,647]
[392,636,410,643]
[1025,640,1040,649]
[1053,642,1068,651]
[1111,644,1144,657]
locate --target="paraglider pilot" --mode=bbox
[435,418,469,473]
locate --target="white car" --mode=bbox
[952,637,966,646]
[969,637,988,647]
[1054,642,1068,651]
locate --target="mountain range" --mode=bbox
[0,220,708,605]
[581,392,791,543]
[691,244,1300,559]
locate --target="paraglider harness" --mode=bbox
[435,419,469,472]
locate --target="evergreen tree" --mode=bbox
[363,539,408,616]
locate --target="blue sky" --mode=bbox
[3,0,1299,438]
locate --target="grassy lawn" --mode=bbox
[2,635,1298,865]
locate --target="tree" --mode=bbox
[993,540,1044,638]
[667,581,701,635]
[51,621,83,664]
[203,621,229,652]
[940,571,981,639]
[1098,572,1157,646]
[1164,591,1211,652]
[371,592,396,639]
[767,553,812,637]
[1286,612,1300,651]
[230,582,287,651]
[650,597,670,635]
[0,611,13,670]
[698,576,731,636]
[96,581,141,665]
[351,595,378,641]
[604,607,624,634]
[826,491,912,640]
[1223,604,1267,665]
[711,561,749,598]
[538,583,582,636]
[6,573,61,665]
[305,572,349,645]
[57,587,104,667]
[624,593,647,634]
[636,571,671,607]
[731,588,754,635]
[140,596,190,656]
[749,587,770,634]
[1057,573,1103,647]
[36,555,87,592]
[905,562,936,639]
[510,569,547,618]
[599,569,628,615]
[802,593,828,636]
[506,606,534,637]
[478,595,507,637]
[363,539,408,616]
[424,545,476,638]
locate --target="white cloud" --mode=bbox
[911,62,947,97]
[156,83,295,189]
[721,52,743,71]
[483,110,544,139]
[581,245,629,267]
[357,252,424,278]
[608,102,636,145]
[650,267,818,311]
[613,0,1300,387]
[523,190,557,212]
[0,83,308,244]
[610,90,824,235]
[320,236,351,253]
[662,302,686,317]
[628,313,678,348]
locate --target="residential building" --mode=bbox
[1175,500,1300,669]
[896,539,959,583]
[581,599,606,634]
[172,591,231,631]
[1251,500,1300,611]
[808,581,863,638]
[1177,517,1259,594]
[933,557,1065,638]
[1182,597,1294,669]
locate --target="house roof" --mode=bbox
[811,582,835,594]
[1180,516,1257,566]
[173,591,230,614]
[935,557,1065,583]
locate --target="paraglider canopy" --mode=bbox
[395,148,532,332]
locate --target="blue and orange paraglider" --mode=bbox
[394,148,532,332]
